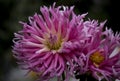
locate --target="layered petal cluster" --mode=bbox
[12,3,120,81]
[12,3,87,81]
[75,20,120,81]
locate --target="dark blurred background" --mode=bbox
[0,0,119,81]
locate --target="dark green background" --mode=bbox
[0,0,119,81]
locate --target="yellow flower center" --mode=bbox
[44,33,63,51]
[90,51,104,67]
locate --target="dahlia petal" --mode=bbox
[40,53,52,60]
[28,53,40,60]
[31,34,45,43]
[35,48,48,54]
[40,7,51,28]
[29,59,42,67]
[91,66,110,81]
[42,60,55,76]
[33,21,48,36]
[25,42,44,47]
[56,55,65,76]
[109,47,120,58]
[44,54,53,68]
[80,13,88,19]
[54,54,59,68]
[49,17,56,33]
[33,13,47,32]
[29,51,47,60]
[57,21,62,37]
[14,33,23,38]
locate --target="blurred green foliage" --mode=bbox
[0,0,119,81]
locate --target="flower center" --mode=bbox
[45,33,63,51]
[90,51,104,67]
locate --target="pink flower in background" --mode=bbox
[12,3,87,81]
[76,20,120,81]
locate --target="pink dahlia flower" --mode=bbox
[12,3,87,81]
[76,20,120,81]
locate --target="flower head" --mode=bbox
[76,20,120,81]
[12,3,87,80]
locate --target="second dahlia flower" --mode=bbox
[75,20,120,81]
[12,3,87,81]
